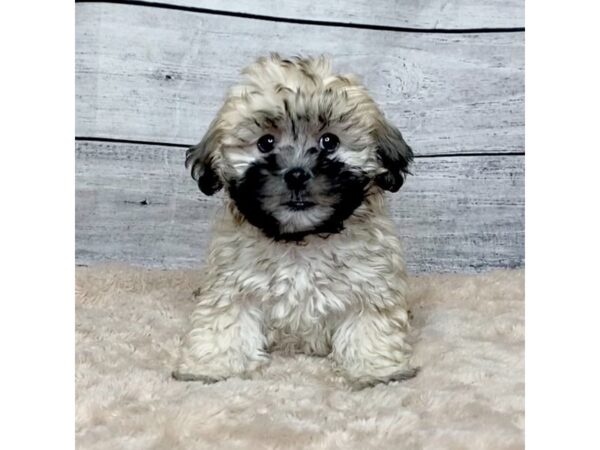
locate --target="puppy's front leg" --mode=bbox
[173,298,268,383]
[331,306,417,388]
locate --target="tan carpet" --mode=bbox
[75,266,524,449]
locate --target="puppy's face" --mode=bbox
[186,55,413,240]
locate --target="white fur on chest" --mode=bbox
[226,234,356,351]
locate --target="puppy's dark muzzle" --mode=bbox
[284,167,312,191]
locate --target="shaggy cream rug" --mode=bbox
[76,266,524,449]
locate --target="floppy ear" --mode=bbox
[184,119,224,196]
[373,117,414,192]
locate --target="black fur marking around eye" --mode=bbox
[314,154,369,234]
[228,166,282,239]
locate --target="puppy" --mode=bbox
[174,54,416,387]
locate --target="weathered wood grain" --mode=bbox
[132,0,525,29]
[75,3,524,156]
[75,141,524,273]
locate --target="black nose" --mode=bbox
[284,167,311,190]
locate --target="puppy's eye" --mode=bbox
[257,134,276,153]
[319,133,340,152]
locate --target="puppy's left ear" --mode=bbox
[185,119,224,196]
[373,117,414,192]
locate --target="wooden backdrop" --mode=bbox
[75,0,524,273]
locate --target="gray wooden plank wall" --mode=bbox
[75,0,524,273]
[132,0,525,29]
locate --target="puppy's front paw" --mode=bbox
[386,366,419,382]
[343,365,419,389]
[172,355,236,383]
[171,370,220,383]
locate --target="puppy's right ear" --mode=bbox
[185,119,224,196]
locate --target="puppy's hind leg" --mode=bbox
[173,300,269,383]
[331,306,417,389]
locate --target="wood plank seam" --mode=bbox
[74,137,525,158]
[74,0,525,34]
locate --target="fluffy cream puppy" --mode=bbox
[174,54,416,387]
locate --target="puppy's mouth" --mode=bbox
[283,200,316,211]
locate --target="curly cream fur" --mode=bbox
[176,54,416,387]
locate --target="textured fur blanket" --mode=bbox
[76,266,524,449]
